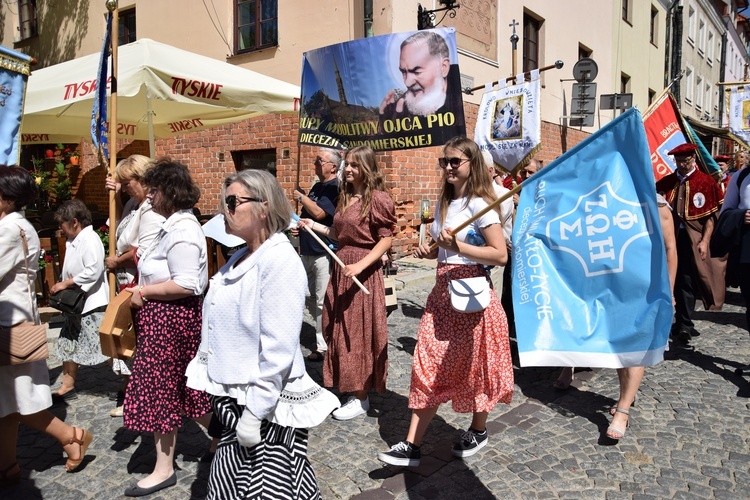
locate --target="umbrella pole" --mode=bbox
[147,99,155,157]
[107,5,119,299]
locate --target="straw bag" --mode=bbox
[0,228,49,366]
[448,276,491,313]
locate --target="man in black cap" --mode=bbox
[656,142,725,347]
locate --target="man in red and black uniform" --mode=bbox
[714,154,732,194]
[656,143,725,347]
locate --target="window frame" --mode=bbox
[687,6,696,45]
[234,0,279,55]
[695,74,703,110]
[650,6,658,47]
[522,13,542,73]
[17,0,38,41]
[118,8,137,46]
[685,66,694,105]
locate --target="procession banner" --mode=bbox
[642,92,687,182]
[729,85,750,149]
[91,11,112,164]
[0,46,32,165]
[512,108,672,368]
[299,28,465,151]
[474,71,541,172]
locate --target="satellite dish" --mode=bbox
[573,58,598,82]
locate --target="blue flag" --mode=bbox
[91,12,112,164]
[512,108,672,368]
[0,46,32,165]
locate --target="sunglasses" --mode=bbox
[225,194,263,212]
[438,157,469,169]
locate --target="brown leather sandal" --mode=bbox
[65,428,93,472]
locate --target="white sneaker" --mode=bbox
[332,395,369,420]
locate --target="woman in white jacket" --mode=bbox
[187,169,337,499]
[50,200,109,402]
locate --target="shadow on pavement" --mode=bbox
[665,345,750,397]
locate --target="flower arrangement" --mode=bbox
[95,224,109,250]
[38,250,53,270]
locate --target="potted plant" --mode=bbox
[67,149,81,166]
[29,157,51,210]
[50,161,72,204]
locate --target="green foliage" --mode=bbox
[51,161,72,202]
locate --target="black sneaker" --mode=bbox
[452,428,488,458]
[378,440,421,467]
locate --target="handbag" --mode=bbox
[0,227,49,366]
[449,276,491,313]
[99,290,136,360]
[49,287,86,315]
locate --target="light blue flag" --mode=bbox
[0,46,32,166]
[91,12,112,163]
[512,108,672,368]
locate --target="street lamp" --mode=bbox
[417,0,460,30]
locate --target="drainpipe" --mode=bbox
[672,3,683,107]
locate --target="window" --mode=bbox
[687,6,696,44]
[622,0,631,23]
[118,8,136,46]
[697,18,705,55]
[707,30,714,63]
[523,13,542,73]
[704,82,712,115]
[695,75,703,109]
[650,6,658,46]
[685,66,694,104]
[648,89,656,105]
[18,0,37,40]
[231,149,277,176]
[235,0,278,54]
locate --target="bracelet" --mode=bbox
[312,221,317,231]
[138,286,149,302]
[298,194,304,202]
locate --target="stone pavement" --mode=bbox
[5,257,750,499]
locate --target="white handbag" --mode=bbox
[449,276,491,313]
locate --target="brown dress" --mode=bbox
[323,191,396,393]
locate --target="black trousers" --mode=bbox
[739,263,750,334]
[674,229,697,329]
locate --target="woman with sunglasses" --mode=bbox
[186,170,338,499]
[300,145,396,421]
[378,137,513,467]
[122,159,212,497]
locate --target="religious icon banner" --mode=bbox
[513,108,672,369]
[299,28,465,151]
[729,85,750,148]
[474,71,541,172]
[0,46,32,166]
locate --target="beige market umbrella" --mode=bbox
[21,38,300,155]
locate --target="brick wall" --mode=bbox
[71,102,590,258]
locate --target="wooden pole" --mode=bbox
[107,4,119,299]
[465,61,564,94]
[509,19,519,79]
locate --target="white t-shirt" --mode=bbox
[430,196,501,265]
[492,183,513,242]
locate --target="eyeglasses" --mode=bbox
[225,194,263,212]
[438,157,469,169]
[315,158,335,166]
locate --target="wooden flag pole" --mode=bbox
[107,2,119,299]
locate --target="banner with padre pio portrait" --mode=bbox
[0,46,32,166]
[729,85,750,149]
[299,28,465,152]
[474,71,541,172]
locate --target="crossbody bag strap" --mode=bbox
[17,227,41,325]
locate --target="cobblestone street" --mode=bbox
[5,259,750,499]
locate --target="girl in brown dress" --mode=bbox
[301,146,396,420]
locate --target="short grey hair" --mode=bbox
[222,170,290,235]
[320,148,343,166]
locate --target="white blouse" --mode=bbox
[62,225,109,313]
[430,196,501,265]
[137,209,207,294]
[0,213,40,326]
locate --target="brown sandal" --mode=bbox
[65,428,93,472]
